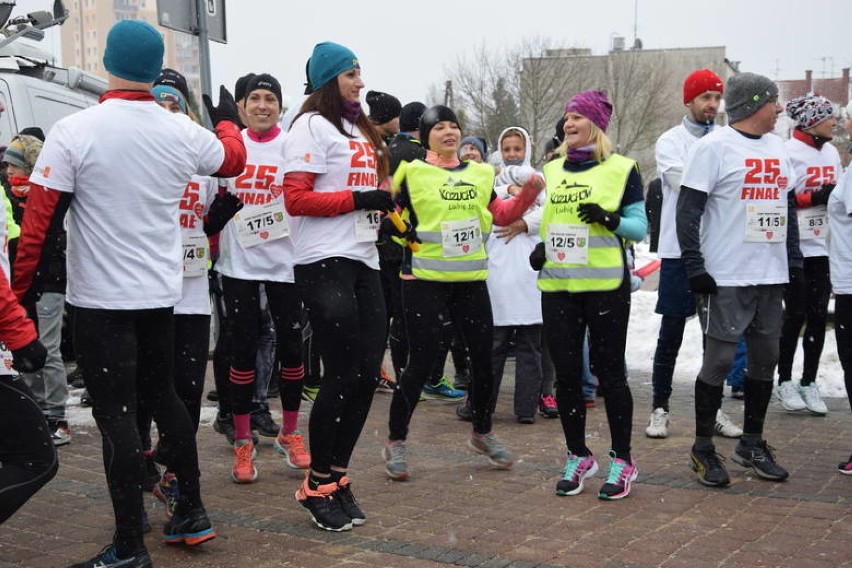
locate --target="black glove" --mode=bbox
[202,85,240,127]
[353,190,393,211]
[380,216,421,244]
[12,338,47,373]
[688,272,718,294]
[204,192,244,236]
[810,183,835,206]
[577,202,620,231]
[529,242,546,271]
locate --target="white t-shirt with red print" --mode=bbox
[176,175,217,315]
[681,126,796,287]
[29,98,225,309]
[784,135,841,258]
[216,128,295,283]
[283,112,381,270]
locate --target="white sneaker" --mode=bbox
[714,410,743,438]
[799,383,828,415]
[776,381,806,412]
[645,407,669,438]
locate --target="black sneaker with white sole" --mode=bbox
[295,478,353,532]
[689,445,730,487]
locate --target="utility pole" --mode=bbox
[195,0,211,127]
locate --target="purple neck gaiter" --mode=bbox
[567,145,595,163]
[343,100,361,123]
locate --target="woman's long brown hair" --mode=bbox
[295,80,389,182]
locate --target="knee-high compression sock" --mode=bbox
[694,380,723,449]
[281,365,304,435]
[229,368,255,442]
[743,378,773,439]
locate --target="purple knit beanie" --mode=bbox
[564,90,613,132]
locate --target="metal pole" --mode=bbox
[195,0,212,127]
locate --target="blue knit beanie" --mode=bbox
[308,42,359,91]
[102,20,164,83]
[152,85,187,114]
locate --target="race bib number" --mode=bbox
[182,235,208,277]
[354,210,381,242]
[545,224,589,264]
[745,202,786,243]
[441,217,482,257]
[0,341,15,376]
[798,208,827,240]
[233,198,289,249]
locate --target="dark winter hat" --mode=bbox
[234,72,256,102]
[564,90,613,132]
[152,85,187,114]
[683,68,724,104]
[18,126,45,142]
[419,105,459,149]
[724,72,778,124]
[399,101,426,133]
[302,59,313,95]
[367,91,402,124]
[553,117,566,143]
[244,73,283,108]
[308,42,359,91]
[155,68,190,101]
[3,134,43,173]
[786,93,835,130]
[102,20,164,83]
[459,136,487,161]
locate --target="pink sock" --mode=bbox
[282,410,298,435]
[233,413,252,442]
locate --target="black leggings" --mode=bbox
[137,314,210,450]
[295,258,386,474]
[72,306,202,553]
[835,294,852,413]
[221,277,303,416]
[0,375,58,524]
[389,279,496,439]
[210,271,233,415]
[542,275,633,459]
[778,256,831,384]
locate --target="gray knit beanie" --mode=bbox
[724,72,778,124]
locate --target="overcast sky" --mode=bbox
[16,0,852,109]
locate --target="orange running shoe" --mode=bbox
[231,440,258,483]
[274,430,311,469]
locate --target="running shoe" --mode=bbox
[456,398,473,422]
[468,432,514,469]
[213,411,236,444]
[251,407,280,437]
[376,364,396,393]
[730,386,744,399]
[163,507,216,546]
[302,384,320,402]
[689,445,730,487]
[382,440,409,481]
[516,415,535,424]
[49,420,72,446]
[584,398,596,409]
[732,439,789,481]
[337,476,366,526]
[645,407,669,438]
[776,381,806,412]
[453,373,471,391]
[422,376,466,400]
[274,429,311,469]
[838,455,852,475]
[231,440,258,483]
[80,388,92,407]
[153,472,180,518]
[68,544,152,568]
[556,453,598,496]
[598,452,638,500]
[799,383,828,415]
[539,394,559,418]
[295,476,352,531]
[205,389,218,402]
[714,410,743,438]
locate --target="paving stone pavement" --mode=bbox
[1,360,850,568]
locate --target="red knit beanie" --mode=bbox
[683,69,724,104]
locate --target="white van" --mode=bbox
[0,2,106,145]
